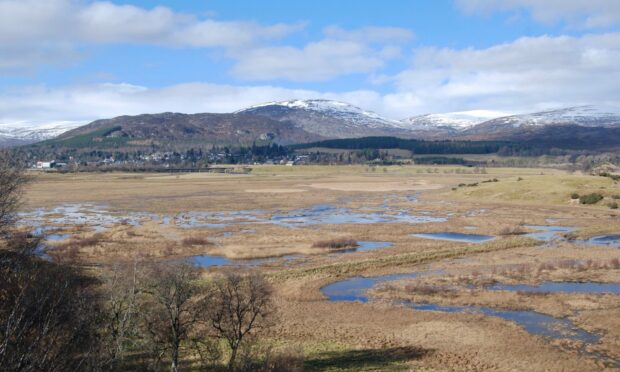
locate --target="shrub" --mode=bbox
[599,172,620,181]
[312,238,357,249]
[570,192,580,199]
[612,194,620,200]
[499,226,525,236]
[608,202,618,209]
[579,193,604,205]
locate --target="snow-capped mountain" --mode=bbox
[5,102,620,148]
[238,99,401,128]
[235,99,414,138]
[465,106,620,136]
[0,121,84,146]
[400,110,506,132]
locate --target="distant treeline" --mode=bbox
[292,136,510,154]
[413,156,472,165]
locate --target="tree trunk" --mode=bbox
[227,346,237,372]
[171,345,179,372]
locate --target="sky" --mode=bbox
[1,0,620,127]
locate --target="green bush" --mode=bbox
[579,193,604,205]
[570,193,580,199]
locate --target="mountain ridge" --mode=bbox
[4,100,620,148]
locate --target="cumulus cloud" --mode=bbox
[230,26,413,81]
[0,0,301,46]
[3,29,620,127]
[388,32,620,113]
[0,0,409,82]
[0,83,388,126]
[0,0,303,72]
[456,0,620,28]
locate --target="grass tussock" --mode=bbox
[181,237,213,247]
[498,225,526,236]
[312,238,357,249]
[403,284,457,297]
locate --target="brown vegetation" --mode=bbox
[312,238,357,249]
[181,236,213,247]
[208,272,274,371]
[0,151,29,234]
[498,225,526,236]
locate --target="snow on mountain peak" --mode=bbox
[0,121,84,142]
[401,110,508,131]
[480,105,620,129]
[241,99,377,116]
[236,99,403,129]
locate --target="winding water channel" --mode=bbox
[321,273,620,365]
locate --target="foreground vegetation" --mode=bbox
[0,154,281,371]
[4,154,620,370]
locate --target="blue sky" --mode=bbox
[1,0,619,127]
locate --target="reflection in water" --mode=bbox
[412,232,495,243]
[523,225,575,242]
[321,274,604,345]
[583,235,620,248]
[192,254,298,268]
[20,202,447,232]
[193,241,393,268]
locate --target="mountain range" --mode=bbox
[4,100,620,148]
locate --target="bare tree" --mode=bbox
[0,152,102,371]
[0,150,28,235]
[141,261,203,372]
[0,241,100,371]
[208,272,273,371]
[99,260,142,369]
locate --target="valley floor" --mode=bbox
[18,165,620,371]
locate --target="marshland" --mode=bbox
[5,164,619,370]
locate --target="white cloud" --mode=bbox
[322,26,414,44]
[0,0,409,82]
[230,26,413,81]
[0,0,303,72]
[0,0,301,47]
[456,0,620,28]
[3,29,620,129]
[387,32,620,114]
[0,83,389,126]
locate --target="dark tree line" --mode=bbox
[293,136,508,154]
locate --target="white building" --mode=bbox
[36,160,56,169]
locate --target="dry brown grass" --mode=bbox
[13,167,620,371]
[311,238,357,250]
[181,236,213,247]
[498,225,526,236]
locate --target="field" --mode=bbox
[20,165,620,370]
